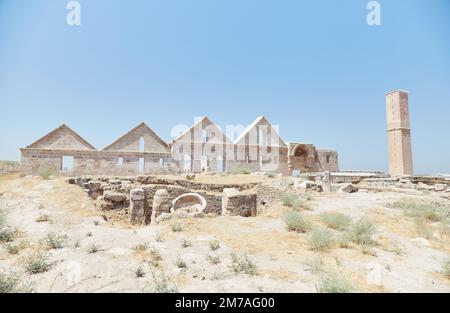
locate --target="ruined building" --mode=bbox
[20,116,339,176]
[386,90,413,176]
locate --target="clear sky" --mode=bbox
[1,0,449,174]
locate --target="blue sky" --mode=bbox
[1,0,449,174]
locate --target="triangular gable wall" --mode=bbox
[103,122,169,153]
[235,116,286,147]
[173,117,232,144]
[26,124,96,150]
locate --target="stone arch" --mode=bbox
[294,144,307,157]
[171,193,207,213]
[183,154,192,172]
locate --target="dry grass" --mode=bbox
[284,210,311,233]
[308,228,335,251]
[321,212,352,231]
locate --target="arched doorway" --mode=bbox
[183,154,192,172]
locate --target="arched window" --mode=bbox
[294,145,307,157]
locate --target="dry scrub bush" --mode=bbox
[230,253,257,275]
[44,232,68,249]
[316,272,354,293]
[0,269,34,293]
[209,240,220,251]
[309,228,335,251]
[346,218,376,246]
[321,212,351,231]
[284,210,311,233]
[144,271,178,293]
[23,253,51,274]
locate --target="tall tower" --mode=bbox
[386,90,413,176]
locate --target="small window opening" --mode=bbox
[61,156,74,172]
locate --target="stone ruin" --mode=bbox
[69,175,276,225]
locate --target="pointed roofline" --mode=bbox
[234,116,286,146]
[25,124,96,150]
[172,116,233,144]
[103,122,169,151]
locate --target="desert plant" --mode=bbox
[0,227,16,243]
[85,231,93,237]
[0,270,34,293]
[6,241,27,255]
[207,254,221,265]
[265,172,276,178]
[308,228,335,251]
[346,217,376,246]
[171,222,183,232]
[209,240,220,251]
[44,232,68,249]
[87,244,100,254]
[135,266,145,278]
[413,217,433,239]
[280,193,311,210]
[305,256,325,274]
[232,166,251,175]
[35,214,50,223]
[133,242,149,252]
[39,169,52,180]
[284,210,311,233]
[337,232,353,248]
[144,271,178,293]
[148,247,162,267]
[321,212,351,231]
[93,220,100,226]
[395,200,448,222]
[175,257,187,269]
[181,238,192,248]
[316,272,354,293]
[23,253,51,274]
[229,253,257,275]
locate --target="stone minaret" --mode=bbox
[385,90,413,176]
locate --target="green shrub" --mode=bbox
[171,222,183,232]
[39,169,52,180]
[175,257,187,269]
[414,217,432,239]
[145,271,178,293]
[0,227,16,243]
[229,253,257,275]
[181,238,192,248]
[44,232,68,249]
[316,272,354,293]
[0,270,34,293]
[321,212,351,231]
[206,254,221,265]
[346,218,376,246]
[209,240,220,251]
[148,247,162,267]
[23,253,51,274]
[280,193,311,210]
[6,241,27,255]
[395,200,448,222]
[87,244,100,254]
[308,228,335,251]
[284,210,311,233]
[135,266,145,278]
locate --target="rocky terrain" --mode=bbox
[0,173,449,293]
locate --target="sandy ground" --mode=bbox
[0,174,449,293]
